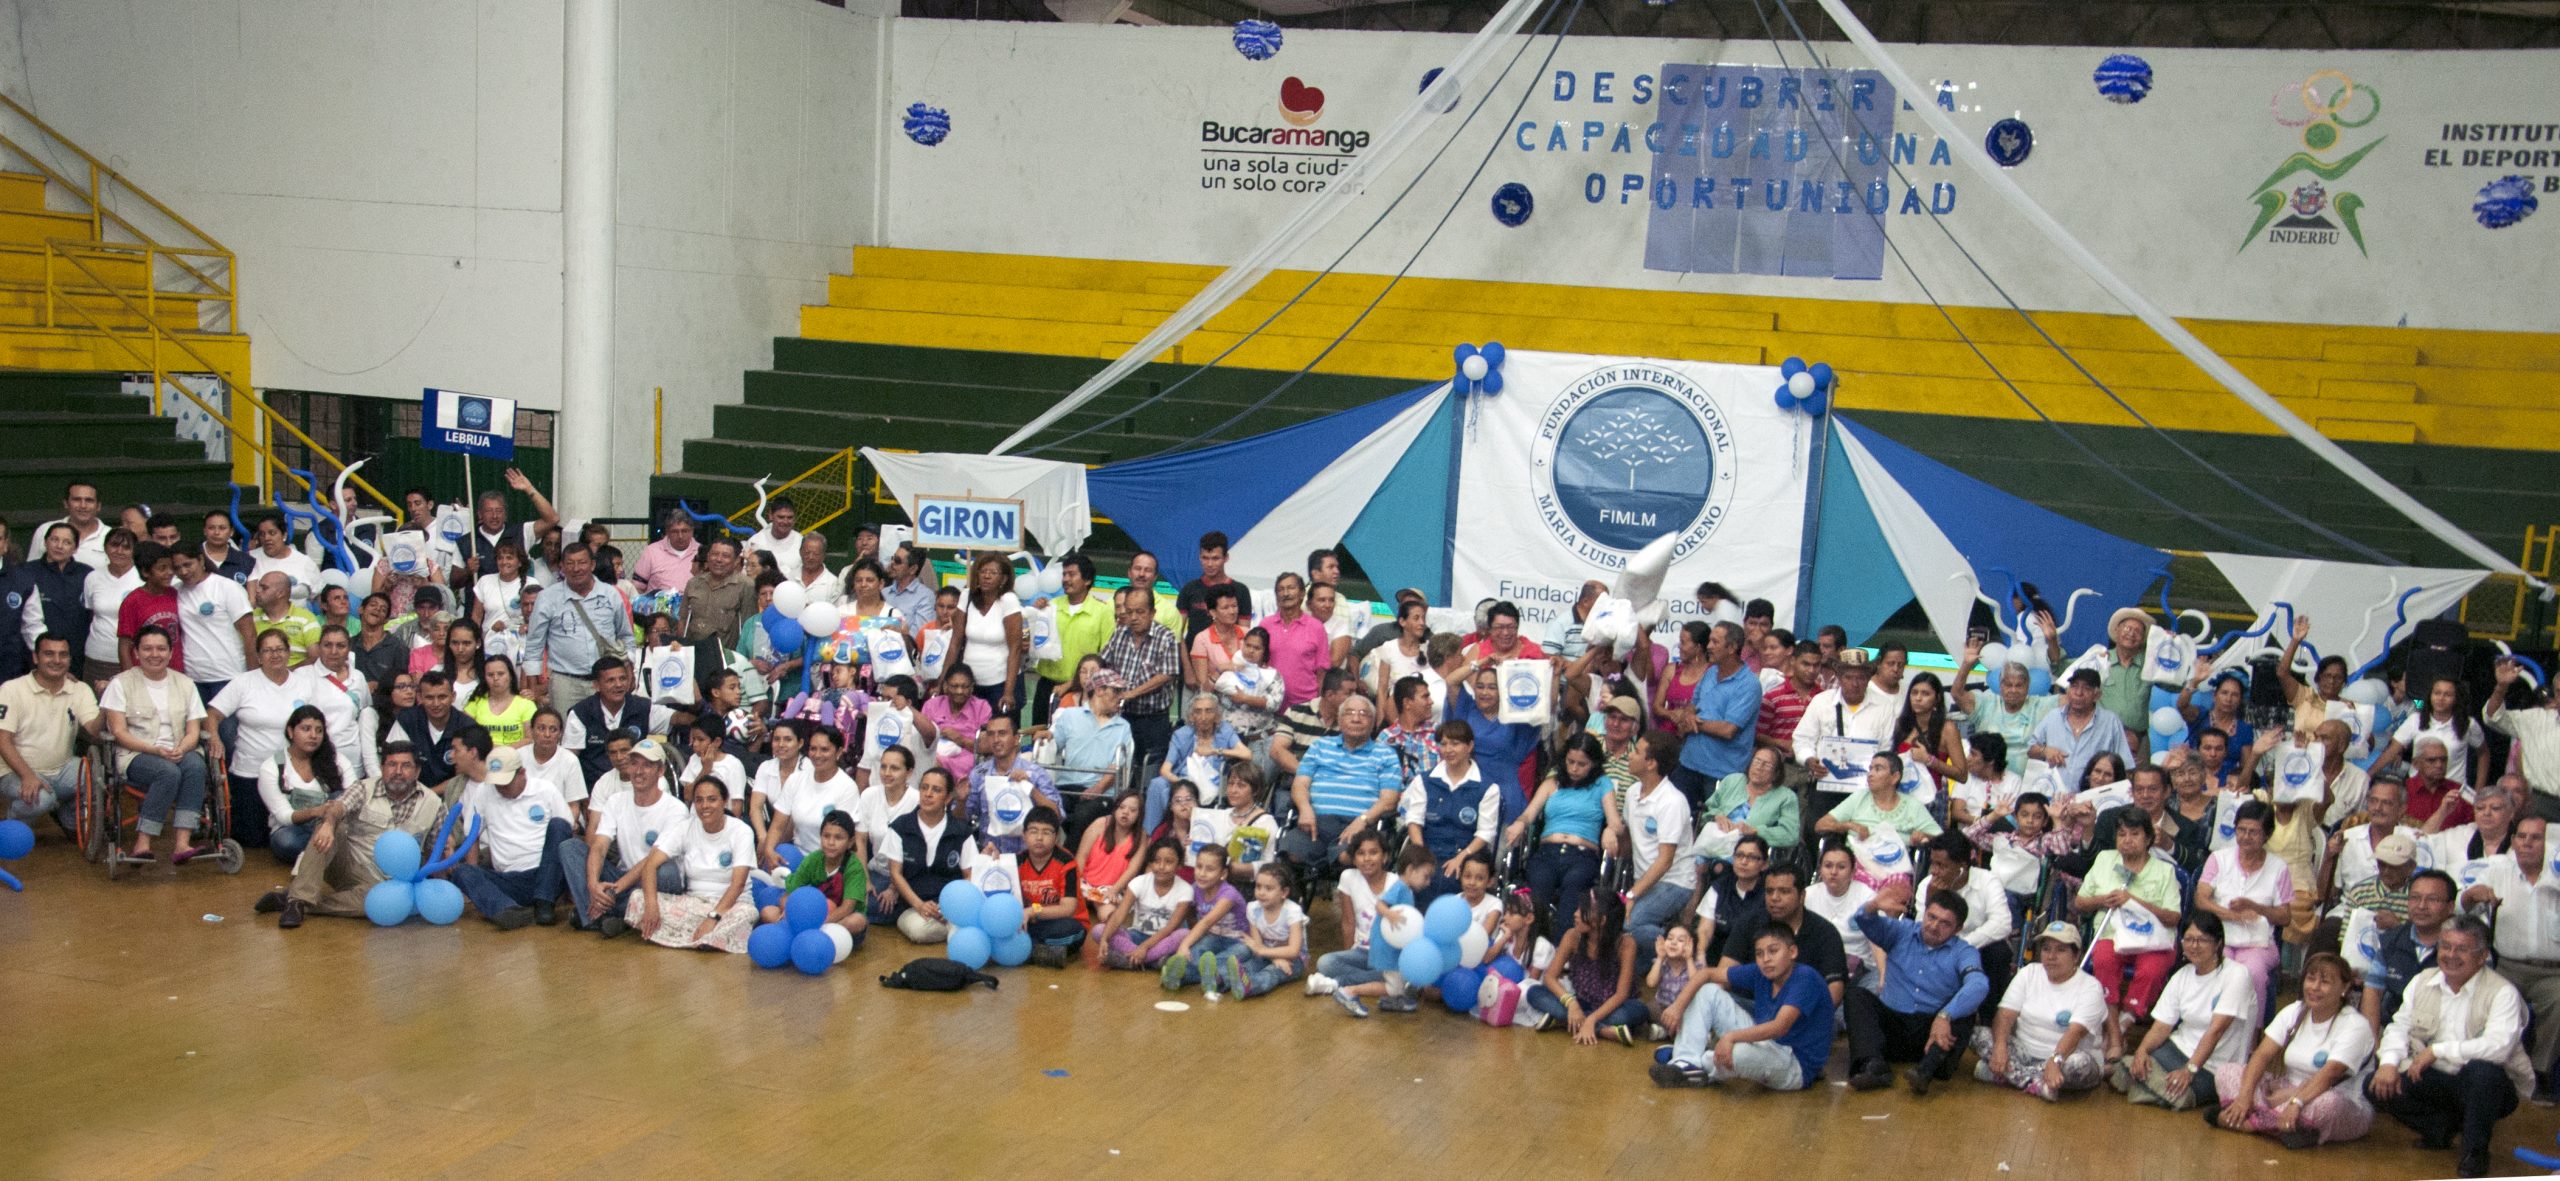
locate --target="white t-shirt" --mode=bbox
[305,663,375,779]
[2200,847,2293,949]
[177,576,253,683]
[857,782,919,873]
[1337,869,1390,951]
[657,815,756,903]
[256,751,361,826]
[779,766,862,855]
[1122,872,1195,938]
[526,745,588,803]
[1625,782,1699,892]
[474,574,530,633]
[1247,898,1308,959]
[252,548,324,600]
[1997,968,2108,1063]
[462,780,571,874]
[99,672,204,754]
[750,756,804,804]
[1467,891,1502,933]
[960,592,1022,685]
[81,566,142,664]
[593,788,689,868]
[674,752,748,802]
[1808,879,1879,962]
[2264,1002,2377,1096]
[2392,713,2479,785]
[208,667,317,777]
[2150,960,2258,1070]
[1949,773,2020,820]
[746,528,803,581]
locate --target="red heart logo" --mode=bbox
[1279,76,1324,124]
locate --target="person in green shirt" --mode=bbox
[2099,608,2155,760]
[1032,552,1115,725]
[1699,745,1802,853]
[2075,816,2184,1058]
[248,572,322,664]
[1953,636,2059,777]
[1814,752,1943,884]
[761,809,870,949]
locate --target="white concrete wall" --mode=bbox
[0,0,887,516]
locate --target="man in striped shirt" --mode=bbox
[1759,640,1822,763]
[1282,695,1401,875]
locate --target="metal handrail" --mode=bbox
[725,446,857,534]
[0,93,233,304]
[44,242,396,515]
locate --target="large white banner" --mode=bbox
[1452,351,1810,630]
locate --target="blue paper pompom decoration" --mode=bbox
[1418,67,1458,114]
[2094,54,2152,104]
[2475,175,2539,230]
[903,102,950,147]
[1233,19,1282,61]
[1491,182,1533,228]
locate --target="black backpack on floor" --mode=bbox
[880,957,1000,992]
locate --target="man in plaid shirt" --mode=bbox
[1102,585,1182,786]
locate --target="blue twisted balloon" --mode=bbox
[2348,586,2422,680]
[293,466,361,574]
[416,809,484,879]
[226,484,248,544]
[677,500,752,538]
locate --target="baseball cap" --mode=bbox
[628,738,669,766]
[2066,667,2103,689]
[2375,832,2418,866]
[1089,669,1127,691]
[485,746,525,782]
[2033,921,2084,950]
[1605,694,1644,720]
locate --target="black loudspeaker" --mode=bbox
[2402,618,2469,691]
[2246,653,2291,734]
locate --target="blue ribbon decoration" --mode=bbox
[2348,586,2424,680]
[226,484,248,545]
[676,500,752,538]
[417,812,484,880]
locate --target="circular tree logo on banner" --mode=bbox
[1535,365,1736,560]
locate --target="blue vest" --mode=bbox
[1420,768,1491,861]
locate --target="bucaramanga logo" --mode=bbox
[1199,76,1370,158]
[1278,76,1324,126]
[2241,69,2383,255]
[1533,365,1737,566]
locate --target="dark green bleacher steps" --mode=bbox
[0,371,236,536]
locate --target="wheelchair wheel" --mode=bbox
[216,840,245,875]
[77,760,113,864]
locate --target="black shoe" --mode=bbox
[2457,1147,2488,1178]
[2416,1132,2455,1152]
[278,899,305,930]
[598,915,629,939]
[1650,1060,1710,1088]
[1848,1061,1891,1092]
[2275,1129,2320,1151]
[1029,944,1068,968]
[1905,1065,1934,1097]
[492,905,536,931]
[254,888,287,915]
[535,902,558,927]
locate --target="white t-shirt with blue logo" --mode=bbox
[463,780,571,874]
[657,814,757,903]
[1626,781,1698,892]
[1996,966,2107,1064]
[2267,1001,2377,1095]
[594,788,690,870]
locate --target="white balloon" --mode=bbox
[1787,371,1816,398]
[2150,706,2185,735]
[1039,564,1065,597]
[771,581,807,619]
[2340,677,2390,708]
[1379,905,1425,949]
[1460,354,1489,382]
[824,923,855,964]
[798,601,844,637]
[1977,642,2010,673]
[1456,922,1492,969]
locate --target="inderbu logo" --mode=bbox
[1279,76,1324,126]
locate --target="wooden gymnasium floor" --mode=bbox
[3,835,2553,1180]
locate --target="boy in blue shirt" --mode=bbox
[1650,924,1834,1090]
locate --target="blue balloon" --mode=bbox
[1423,895,1472,945]
[1438,966,1486,1013]
[776,844,807,871]
[1453,343,1477,366]
[750,880,784,913]
[764,614,805,655]
[413,878,465,925]
[993,930,1034,967]
[783,885,829,933]
[1809,361,1835,390]
[947,926,993,970]
[1773,386,1800,411]
[2028,667,2054,696]
[1398,938,1447,986]
[978,891,1025,938]
[0,818,33,860]
[373,830,422,883]
[1480,371,1502,396]
[748,922,795,969]
[1800,388,1828,415]
[364,879,414,927]
[1487,953,1527,983]
[1369,919,1399,972]
[791,928,836,975]
[1482,342,1504,368]
[1780,356,1806,378]
[938,880,984,929]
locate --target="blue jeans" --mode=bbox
[2,761,81,831]
[450,818,573,922]
[1316,948,1386,988]
[1169,934,1247,983]
[1626,880,1694,949]
[1234,952,1299,995]
[559,836,685,929]
[1028,916,1087,948]
[269,820,315,864]
[125,752,209,837]
[1527,841,1602,938]
[1525,982,1648,1030]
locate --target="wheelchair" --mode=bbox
[75,740,245,880]
[1028,730,1141,841]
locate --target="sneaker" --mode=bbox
[1104,950,1138,970]
[278,899,306,930]
[1160,953,1190,991]
[534,902,558,927]
[1645,1023,1670,1043]
[2535,1075,2560,1107]
[1650,1060,1710,1089]
[1305,972,1338,997]
[1220,954,1251,998]
[1332,990,1371,1019]
[1029,944,1069,969]
[1195,951,1222,997]
[492,905,537,931]
[1518,1009,1553,1032]
[254,888,288,914]
[598,915,630,939]
[1379,992,1420,1014]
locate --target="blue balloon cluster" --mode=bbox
[1373,895,1490,1013]
[2475,174,2539,230]
[1232,19,1283,61]
[2094,53,2153,104]
[363,807,483,927]
[1771,356,1836,414]
[1418,67,1458,115]
[1453,341,1507,396]
[758,605,806,657]
[903,102,951,148]
[750,885,850,975]
[938,878,1034,970]
[0,817,32,892]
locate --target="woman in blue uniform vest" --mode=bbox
[1398,720,1503,905]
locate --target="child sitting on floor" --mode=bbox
[1307,831,1394,999]
[1218,862,1306,1000]
[1162,844,1251,994]
[1016,805,1085,968]
[760,810,868,949]
[1331,843,1439,1019]
[1458,849,1502,936]
[1525,884,1646,1045]
[1099,838,1194,970]
[1643,925,1701,1043]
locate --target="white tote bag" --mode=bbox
[1497,659,1552,725]
[2271,742,2326,806]
[641,644,696,705]
[1990,844,2042,894]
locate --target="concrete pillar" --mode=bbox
[557,0,617,519]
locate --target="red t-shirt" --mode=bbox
[1019,851,1085,924]
[118,586,184,671]
[2404,774,2473,828]
[1760,679,1815,747]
